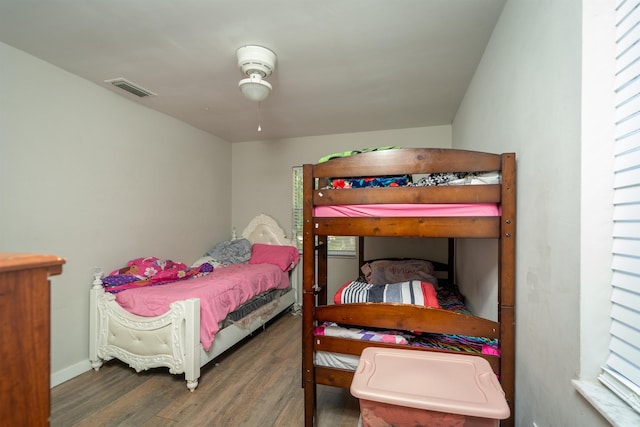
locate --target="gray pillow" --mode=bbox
[205,238,252,265]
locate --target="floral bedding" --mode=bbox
[102,257,213,293]
[325,171,500,189]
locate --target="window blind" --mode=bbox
[292,166,356,254]
[292,166,304,251]
[599,0,640,413]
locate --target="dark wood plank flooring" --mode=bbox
[51,311,360,426]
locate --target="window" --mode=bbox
[292,166,356,255]
[292,166,304,250]
[599,0,640,413]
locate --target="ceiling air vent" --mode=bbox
[104,78,157,98]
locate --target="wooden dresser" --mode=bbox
[0,253,65,426]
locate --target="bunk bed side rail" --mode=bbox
[315,304,500,338]
[313,217,500,238]
[313,185,501,206]
[315,366,354,389]
[314,337,501,374]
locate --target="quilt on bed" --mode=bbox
[114,263,290,351]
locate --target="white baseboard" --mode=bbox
[51,359,93,388]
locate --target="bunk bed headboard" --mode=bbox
[312,148,502,177]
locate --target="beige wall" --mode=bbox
[231,126,452,301]
[0,41,233,386]
[453,0,610,426]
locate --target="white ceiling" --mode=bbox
[0,0,505,142]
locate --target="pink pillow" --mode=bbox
[249,244,300,271]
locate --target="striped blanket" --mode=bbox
[333,280,440,308]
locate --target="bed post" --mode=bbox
[316,237,328,306]
[302,164,317,427]
[181,298,201,392]
[89,269,104,371]
[358,236,365,276]
[447,238,455,284]
[499,152,517,427]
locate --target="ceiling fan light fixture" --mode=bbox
[239,73,272,102]
[236,45,276,102]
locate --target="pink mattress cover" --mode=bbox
[115,263,289,351]
[314,203,501,217]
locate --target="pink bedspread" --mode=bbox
[115,263,289,351]
[314,203,500,217]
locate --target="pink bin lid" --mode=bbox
[350,347,510,420]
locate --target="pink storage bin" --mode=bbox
[350,347,510,427]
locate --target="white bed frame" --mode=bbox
[89,214,296,391]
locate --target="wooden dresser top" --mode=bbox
[0,253,65,275]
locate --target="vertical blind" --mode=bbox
[599,0,640,413]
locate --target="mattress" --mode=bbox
[316,351,360,370]
[314,203,501,218]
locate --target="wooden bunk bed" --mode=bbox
[301,148,516,426]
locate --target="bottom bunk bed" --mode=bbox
[303,257,506,425]
[315,276,500,370]
[89,214,299,391]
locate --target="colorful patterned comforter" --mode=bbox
[102,257,213,293]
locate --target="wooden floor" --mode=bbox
[51,311,360,427]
